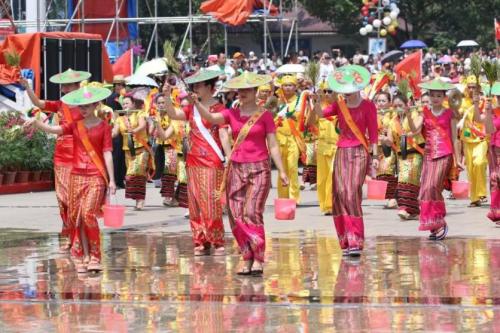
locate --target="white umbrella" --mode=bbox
[134,58,168,76]
[125,74,159,88]
[276,64,305,74]
[457,40,479,47]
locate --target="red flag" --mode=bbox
[112,49,133,77]
[394,50,422,99]
[496,19,500,40]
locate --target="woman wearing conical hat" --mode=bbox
[191,71,288,276]
[406,78,463,240]
[20,69,91,253]
[475,81,500,224]
[163,69,228,256]
[312,65,379,257]
[25,85,116,272]
[112,90,154,210]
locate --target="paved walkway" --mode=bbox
[0,172,498,238]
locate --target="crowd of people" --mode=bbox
[18,45,500,276]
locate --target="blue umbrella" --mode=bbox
[400,40,427,49]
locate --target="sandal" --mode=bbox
[237,260,253,276]
[194,246,210,256]
[87,257,102,272]
[213,246,225,256]
[348,248,362,257]
[135,200,145,211]
[434,224,448,241]
[468,200,481,207]
[251,262,264,276]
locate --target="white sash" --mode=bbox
[193,105,225,161]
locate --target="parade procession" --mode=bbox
[0,0,499,331]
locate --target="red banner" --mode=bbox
[395,50,422,99]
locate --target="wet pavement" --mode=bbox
[0,229,499,332]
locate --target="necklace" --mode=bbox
[431,106,444,117]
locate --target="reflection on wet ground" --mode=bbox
[0,230,499,332]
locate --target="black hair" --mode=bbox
[376,91,392,103]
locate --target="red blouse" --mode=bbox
[45,100,83,167]
[62,121,113,177]
[183,103,225,168]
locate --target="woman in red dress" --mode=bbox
[25,85,116,272]
[164,69,230,256]
[21,69,91,252]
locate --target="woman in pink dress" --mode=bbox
[312,65,379,257]
[474,82,500,223]
[406,79,463,240]
[193,72,288,276]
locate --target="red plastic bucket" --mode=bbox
[103,205,125,228]
[274,198,296,220]
[452,181,469,199]
[367,179,388,200]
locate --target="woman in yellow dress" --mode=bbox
[375,92,398,209]
[314,82,339,215]
[153,93,189,209]
[385,94,425,220]
[112,93,153,210]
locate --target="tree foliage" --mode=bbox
[299,0,500,50]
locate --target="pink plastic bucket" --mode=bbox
[367,179,388,200]
[103,205,125,228]
[452,181,469,199]
[274,198,296,220]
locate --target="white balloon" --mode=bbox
[394,7,400,15]
[360,27,368,36]
[365,24,373,33]
[383,17,392,26]
[382,0,390,6]
[373,19,382,28]
[390,11,398,19]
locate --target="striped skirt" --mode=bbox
[54,165,72,237]
[488,146,500,222]
[397,153,423,215]
[376,174,398,200]
[125,148,149,201]
[333,146,368,250]
[418,155,452,231]
[68,174,106,260]
[186,166,224,247]
[227,160,271,263]
[302,165,317,184]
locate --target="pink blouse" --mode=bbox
[422,108,453,160]
[221,108,276,163]
[491,115,500,148]
[323,99,378,148]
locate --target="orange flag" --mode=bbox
[394,50,422,99]
[112,49,133,76]
[201,0,278,26]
